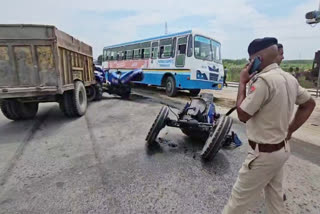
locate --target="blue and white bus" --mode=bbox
[102,30,224,97]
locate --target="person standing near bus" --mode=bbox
[223,66,228,87]
[223,37,315,214]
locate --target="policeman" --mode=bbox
[223,37,315,214]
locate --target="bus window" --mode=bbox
[141,49,145,59]
[176,36,187,67]
[106,50,111,61]
[178,44,186,55]
[127,50,133,60]
[177,36,187,55]
[116,51,121,60]
[194,35,213,61]
[123,51,127,60]
[171,37,176,57]
[103,49,107,61]
[110,50,115,60]
[211,40,222,62]
[187,35,193,57]
[159,46,164,58]
[134,49,140,59]
[161,45,171,58]
[144,48,150,59]
[159,38,172,58]
[152,47,158,59]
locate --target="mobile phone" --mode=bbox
[249,57,262,75]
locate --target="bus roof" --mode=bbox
[104,30,193,49]
[103,30,222,50]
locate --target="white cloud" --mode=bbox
[1,0,319,59]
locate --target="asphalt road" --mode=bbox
[0,90,319,214]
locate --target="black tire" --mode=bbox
[1,100,38,121]
[189,89,201,96]
[72,81,87,116]
[19,102,39,119]
[201,116,233,161]
[146,106,169,146]
[120,87,131,99]
[93,83,103,101]
[1,100,22,121]
[86,85,96,102]
[165,76,177,97]
[59,91,76,117]
[59,81,87,117]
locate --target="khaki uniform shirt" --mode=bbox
[240,63,311,144]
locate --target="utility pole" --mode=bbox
[305,0,320,97]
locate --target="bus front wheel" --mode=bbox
[165,76,177,97]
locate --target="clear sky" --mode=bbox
[2,0,320,60]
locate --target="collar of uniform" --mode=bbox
[259,63,279,75]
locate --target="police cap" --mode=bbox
[248,37,278,55]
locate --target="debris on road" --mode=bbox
[146,93,239,161]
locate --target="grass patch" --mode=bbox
[223,59,315,88]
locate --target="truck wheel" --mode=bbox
[1,100,22,120]
[18,102,39,119]
[93,83,103,101]
[1,100,38,121]
[201,116,233,161]
[59,91,76,117]
[189,89,201,96]
[72,81,87,116]
[86,85,96,102]
[146,106,169,146]
[165,76,177,97]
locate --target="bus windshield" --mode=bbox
[194,35,221,63]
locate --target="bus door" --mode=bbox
[175,36,188,67]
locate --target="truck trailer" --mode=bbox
[0,24,101,120]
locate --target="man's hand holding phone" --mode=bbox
[240,57,261,84]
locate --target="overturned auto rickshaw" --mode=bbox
[146,93,239,160]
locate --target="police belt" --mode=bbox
[248,140,285,153]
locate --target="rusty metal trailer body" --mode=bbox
[0,24,99,120]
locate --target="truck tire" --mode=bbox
[59,91,76,117]
[86,85,96,102]
[19,102,39,119]
[72,81,87,116]
[1,100,38,121]
[189,89,201,96]
[165,76,177,97]
[1,100,22,120]
[201,116,233,161]
[93,83,103,101]
[146,106,169,146]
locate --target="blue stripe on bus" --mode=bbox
[104,30,192,49]
[137,71,223,90]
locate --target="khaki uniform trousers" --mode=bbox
[223,142,290,214]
